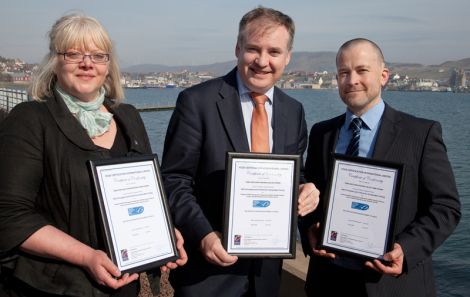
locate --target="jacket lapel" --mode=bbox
[46,91,97,151]
[320,106,400,178]
[372,104,401,159]
[216,69,250,152]
[46,92,147,154]
[108,101,147,154]
[324,115,344,177]
[272,88,287,154]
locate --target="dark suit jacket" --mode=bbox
[161,68,307,296]
[0,93,152,296]
[300,104,461,297]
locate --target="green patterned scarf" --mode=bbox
[56,85,113,138]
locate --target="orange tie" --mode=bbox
[250,92,270,153]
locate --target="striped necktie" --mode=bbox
[250,92,269,153]
[345,117,362,156]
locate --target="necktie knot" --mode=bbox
[349,117,363,132]
[250,92,268,105]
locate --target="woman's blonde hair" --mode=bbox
[29,13,124,101]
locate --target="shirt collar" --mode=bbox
[236,71,274,104]
[345,99,385,130]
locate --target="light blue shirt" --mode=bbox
[335,100,385,158]
[236,72,274,152]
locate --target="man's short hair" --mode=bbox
[336,38,385,66]
[237,6,295,50]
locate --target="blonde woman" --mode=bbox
[0,14,186,296]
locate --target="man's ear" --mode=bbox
[381,67,390,87]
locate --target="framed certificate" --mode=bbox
[223,152,300,258]
[88,154,179,274]
[319,154,403,260]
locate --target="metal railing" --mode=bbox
[0,88,29,112]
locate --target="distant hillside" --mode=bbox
[122,52,470,79]
[122,52,337,75]
[286,51,336,73]
[388,58,470,81]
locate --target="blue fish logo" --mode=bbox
[128,206,144,216]
[253,200,270,208]
[351,202,369,211]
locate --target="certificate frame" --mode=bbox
[319,154,403,261]
[88,154,178,274]
[222,152,300,258]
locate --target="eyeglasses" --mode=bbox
[57,52,110,64]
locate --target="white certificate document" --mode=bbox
[322,157,400,259]
[225,155,298,256]
[93,159,176,271]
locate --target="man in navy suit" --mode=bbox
[161,7,319,297]
[300,38,461,297]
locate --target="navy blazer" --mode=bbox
[161,68,307,296]
[301,104,461,297]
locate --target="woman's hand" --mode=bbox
[161,228,189,272]
[20,225,139,290]
[81,249,139,289]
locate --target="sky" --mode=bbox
[1,0,469,67]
